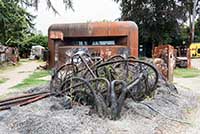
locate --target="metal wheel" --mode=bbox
[95,59,159,101]
[50,63,78,94]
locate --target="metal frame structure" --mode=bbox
[48,21,138,68]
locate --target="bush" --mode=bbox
[19,34,48,58]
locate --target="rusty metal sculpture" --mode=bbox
[153,45,175,82]
[49,53,158,120]
[0,53,159,120]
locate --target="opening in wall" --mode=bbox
[63,36,128,46]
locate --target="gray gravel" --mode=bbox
[0,84,198,134]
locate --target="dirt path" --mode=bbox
[0,60,41,95]
[174,75,200,133]
[191,59,200,70]
[174,76,200,93]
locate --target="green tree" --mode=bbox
[0,0,35,46]
[114,0,187,45]
[194,18,200,42]
[19,34,48,57]
[18,0,73,14]
[0,0,74,45]
[22,34,48,48]
[181,0,200,43]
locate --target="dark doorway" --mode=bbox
[143,43,153,57]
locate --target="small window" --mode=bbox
[70,40,116,46]
[64,36,127,46]
[198,48,200,54]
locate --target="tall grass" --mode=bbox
[174,68,200,78]
[11,70,50,90]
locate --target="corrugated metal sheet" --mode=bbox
[48,21,138,37]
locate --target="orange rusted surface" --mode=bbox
[48,21,138,68]
[49,31,64,40]
[187,48,191,68]
[153,45,175,82]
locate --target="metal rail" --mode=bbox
[0,92,51,111]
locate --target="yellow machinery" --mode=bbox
[190,43,200,58]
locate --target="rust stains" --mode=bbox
[48,21,138,68]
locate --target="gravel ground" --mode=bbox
[0,83,198,134]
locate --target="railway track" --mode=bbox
[0,92,52,111]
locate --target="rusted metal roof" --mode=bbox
[48,21,138,37]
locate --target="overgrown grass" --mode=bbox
[19,59,29,63]
[174,68,200,78]
[11,70,50,90]
[0,78,8,84]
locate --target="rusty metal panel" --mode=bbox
[48,21,137,37]
[49,31,64,40]
[58,46,129,66]
[153,45,175,82]
[48,21,138,68]
[187,48,191,68]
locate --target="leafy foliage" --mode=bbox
[0,0,35,46]
[18,0,74,14]
[22,34,48,48]
[194,18,200,42]
[0,0,74,57]
[114,0,188,45]
[180,0,200,28]
[19,34,48,57]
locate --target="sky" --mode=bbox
[29,0,121,35]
